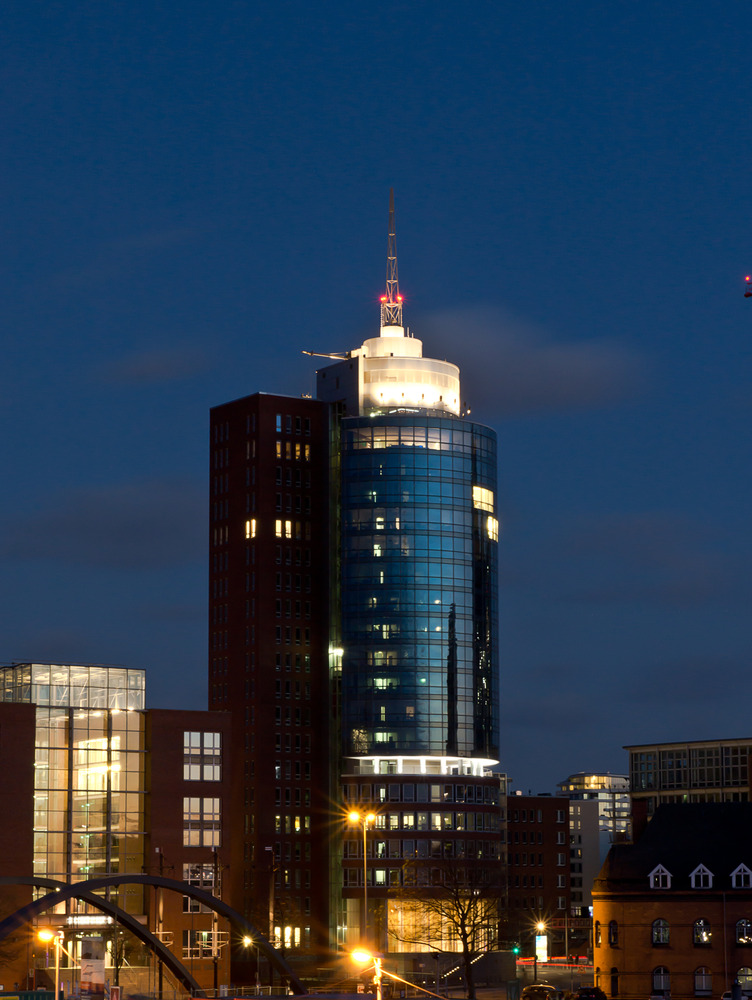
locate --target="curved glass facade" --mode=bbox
[339,415,498,760]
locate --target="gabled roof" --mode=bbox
[596,803,752,890]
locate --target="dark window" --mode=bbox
[652,919,670,946]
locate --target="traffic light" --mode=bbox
[512,944,520,955]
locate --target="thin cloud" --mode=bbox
[558,510,741,606]
[49,225,200,290]
[98,347,212,385]
[2,479,205,570]
[420,306,645,415]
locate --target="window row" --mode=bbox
[274,546,312,567]
[644,966,752,997]
[275,762,312,780]
[273,814,311,834]
[275,493,312,515]
[511,852,567,867]
[273,840,312,862]
[349,781,498,805]
[650,917,752,946]
[274,680,311,700]
[275,466,311,487]
[274,788,311,807]
[275,599,311,618]
[274,626,311,645]
[275,413,312,436]
[273,734,311,753]
[347,811,500,832]
[650,863,752,889]
[275,441,311,461]
[274,706,311,726]
[274,519,311,540]
[344,837,501,861]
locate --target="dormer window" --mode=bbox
[732,865,752,889]
[649,865,672,889]
[691,865,714,889]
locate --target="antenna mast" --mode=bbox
[380,188,403,329]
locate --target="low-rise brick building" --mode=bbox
[593,802,752,1000]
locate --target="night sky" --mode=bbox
[3,3,751,793]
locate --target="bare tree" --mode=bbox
[389,857,502,1000]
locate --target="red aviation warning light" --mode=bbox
[380,295,387,302]
[745,276,752,298]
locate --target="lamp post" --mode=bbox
[534,921,546,983]
[242,936,261,994]
[348,810,376,941]
[352,948,382,1000]
[38,929,64,1000]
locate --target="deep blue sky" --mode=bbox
[3,2,751,792]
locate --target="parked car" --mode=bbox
[522,985,560,1000]
[576,988,607,1000]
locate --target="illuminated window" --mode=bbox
[183,797,221,847]
[275,520,282,538]
[472,485,494,512]
[693,919,711,945]
[245,519,256,539]
[736,920,752,945]
[183,929,213,959]
[295,443,301,459]
[182,863,215,912]
[183,731,222,781]
[304,444,310,461]
[276,441,282,458]
[487,516,499,541]
[285,520,292,539]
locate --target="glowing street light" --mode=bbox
[38,928,64,1000]
[351,948,382,1000]
[533,920,547,983]
[242,935,261,993]
[348,810,376,940]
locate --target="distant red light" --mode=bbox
[380,295,387,301]
[397,295,403,301]
[746,277,751,282]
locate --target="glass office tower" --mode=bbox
[316,196,502,952]
[339,415,498,762]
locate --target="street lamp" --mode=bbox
[242,936,261,993]
[534,921,547,983]
[348,810,376,940]
[38,928,64,1000]
[352,948,383,1000]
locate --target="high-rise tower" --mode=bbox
[209,193,501,967]
[318,191,501,953]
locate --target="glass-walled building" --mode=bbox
[315,197,502,954]
[0,663,146,911]
[339,415,498,762]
